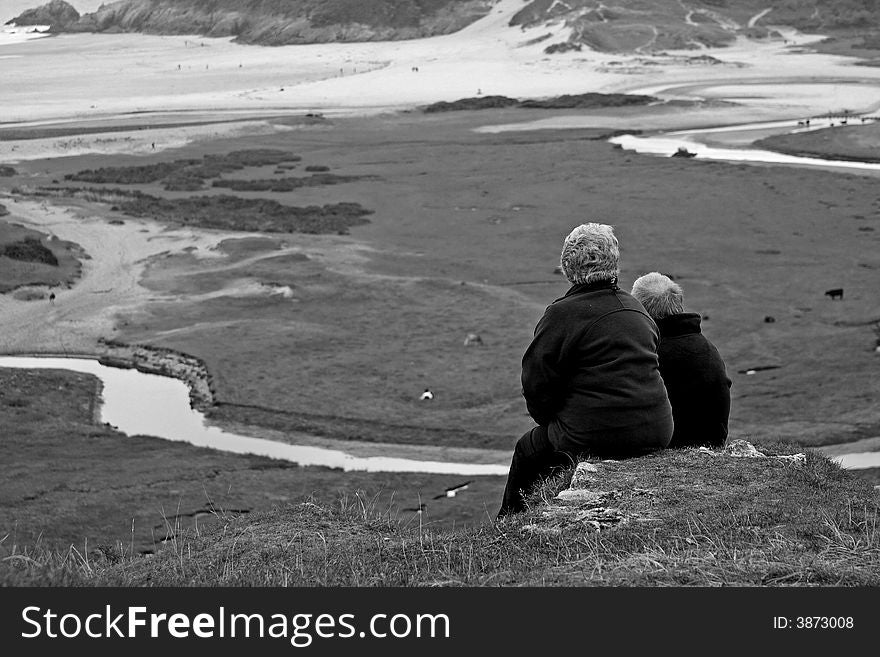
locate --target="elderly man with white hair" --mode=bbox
[631,272,731,449]
[498,223,673,517]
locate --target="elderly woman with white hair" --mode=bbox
[498,223,673,517]
[631,272,731,449]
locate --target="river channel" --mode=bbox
[0,356,510,476]
[608,115,880,172]
[0,356,876,470]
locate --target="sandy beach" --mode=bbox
[3,0,880,136]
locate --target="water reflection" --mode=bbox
[0,356,510,475]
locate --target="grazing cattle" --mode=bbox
[764,316,775,323]
[825,288,844,300]
[419,388,434,401]
[48,292,55,304]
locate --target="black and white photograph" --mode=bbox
[0,0,878,650]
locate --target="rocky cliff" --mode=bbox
[4,0,80,30]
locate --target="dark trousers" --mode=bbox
[497,426,573,518]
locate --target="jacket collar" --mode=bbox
[656,312,703,338]
[563,278,619,298]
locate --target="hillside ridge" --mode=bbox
[9,0,880,51]
[4,439,878,586]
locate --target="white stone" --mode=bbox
[724,439,766,458]
[569,461,598,488]
[555,489,604,504]
[776,453,807,464]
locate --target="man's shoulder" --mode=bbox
[545,289,652,336]
[551,286,636,308]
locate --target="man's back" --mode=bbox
[522,281,672,453]
[655,313,731,448]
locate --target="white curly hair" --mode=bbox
[559,223,620,285]
[631,272,684,320]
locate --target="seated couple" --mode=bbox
[498,223,731,517]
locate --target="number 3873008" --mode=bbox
[796,617,853,629]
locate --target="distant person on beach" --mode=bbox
[498,224,673,517]
[631,272,731,448]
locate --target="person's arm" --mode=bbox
[521,305,569,426]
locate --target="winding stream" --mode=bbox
[0,356,510,476]
[1,356,876,470]
[609,115,880,172]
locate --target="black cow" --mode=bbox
[825,288,844,300]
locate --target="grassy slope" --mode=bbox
[756,122,880,163]
[7,113,880,450]
[0,221,83,293]
[0,368,506,567]
[3,113,880,585]
[511,0,880,52]
[5,440,878,586]
[114,118,880,449]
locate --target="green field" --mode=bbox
[2,108,880,568]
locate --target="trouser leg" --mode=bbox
[497,426,571,518]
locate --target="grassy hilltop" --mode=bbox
[3,423,878,586]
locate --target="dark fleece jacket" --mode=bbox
[521,281,673,453]
[655,313,731,448]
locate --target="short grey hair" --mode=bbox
[560,223,620,285]
[631,272,684,320]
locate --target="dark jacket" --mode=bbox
[655,313,731,448]
[521,281,673,455]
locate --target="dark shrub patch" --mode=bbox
[66,150,303,190]
[1,237,59,266]
[112,191,372,234]
[424,96,520,112]
[212,173,372,192]
[423,92,657,113]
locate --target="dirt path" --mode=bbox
[0,199,250,353]
[0,198,518,468]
